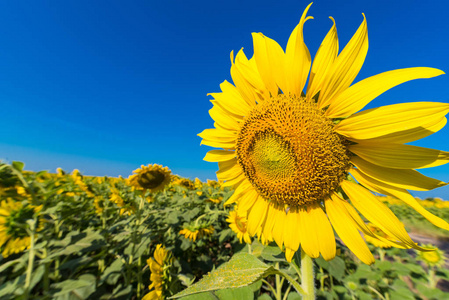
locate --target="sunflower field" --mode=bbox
[0,160,448,300]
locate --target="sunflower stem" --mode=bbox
[428,267,436,288]
[24,219,36,299]
[301,249,315,300]
[275,262,282,300]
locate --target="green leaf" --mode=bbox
[389,287,416,300]
[375,260,392,273]
[391,262,411,276]
[250,240,265,258]
[287,292,301,300]
[12,161,24,172]
[0,257,26,273]
[215,286,254,300]
[248,280,262,293]
[179,292,217,300]
[332,285,347,294]
[260,244,285,262]
[52,274,96,299]
[100,259,124,285]
[326,256,345,281]
[257,294,272,300]
[416,282,445,299]
[404,263,426,275]
[219,229,232,243]
[46,230,105,259]
[29,265,45,291]
[169,253,277,299]
[357,291,373,300]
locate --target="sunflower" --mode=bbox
[227,210,251,244]
[179,224,214,242]
[199,3,449,264]
[127,164,172,192]
[0,199,42,257]
[417,244,446,267]
[174,178,196,190]
[143,244,173,300]
[109,189,136,215]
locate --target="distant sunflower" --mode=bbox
[0,199,42,257]
[110,189,136,215]
[179,225,214,242]
[199,3,449,264]
[417,244,446,267]
[175,178,196,190]
[143,244,173,300]
[128,164,172,192]
[227,210,251,244]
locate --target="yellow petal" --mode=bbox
[234,49,270,99]
[349,143,449,169]
[335,102,449,140]
[224,179,253,206]
[208,81,253,117]
[326,194,374,264]
[199,139,235,149]
[261,203,277,242]
[351,156,446,191]
[349,117,447,144]
[318,14,368,109]
[203,150,236,162]
[209,105,242,131]
[237,188,260,216]
[284,3,313,96]
[350,168,449,231]
[299,204,336,260]
[283,209,301,255]
[252,32,286,96]
[327,68,445,118]
[198,128,237,140]
[331,187,408,249]
[246,198,269,236]
[230,50,261,105]
[217,159,241,181]
[272,207,286,248]
[221,172,246,188]
[341,180,424,250]
[306,17,338,99]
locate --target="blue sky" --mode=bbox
[0,0,448,199]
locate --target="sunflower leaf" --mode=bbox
[169,252,285,299]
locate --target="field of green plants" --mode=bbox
[1,161,449,300]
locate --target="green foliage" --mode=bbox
[1,161,449,300]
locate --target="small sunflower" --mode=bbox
[127,164,172,192]
[417,244,446,267]
[143,244,173,300]
[199,3,449,264]
[109,189,136,215]
[93,196,105,215]
[0,199,42,257]
[227,210,251,244]
[179,224,215,242]
[175,178,196,190]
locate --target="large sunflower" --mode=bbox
[199,3,449,264]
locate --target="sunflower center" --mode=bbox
[236,94,350,207]
[138,171,166,189]
[235,216,246,233]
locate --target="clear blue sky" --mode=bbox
[1,0,448,199]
